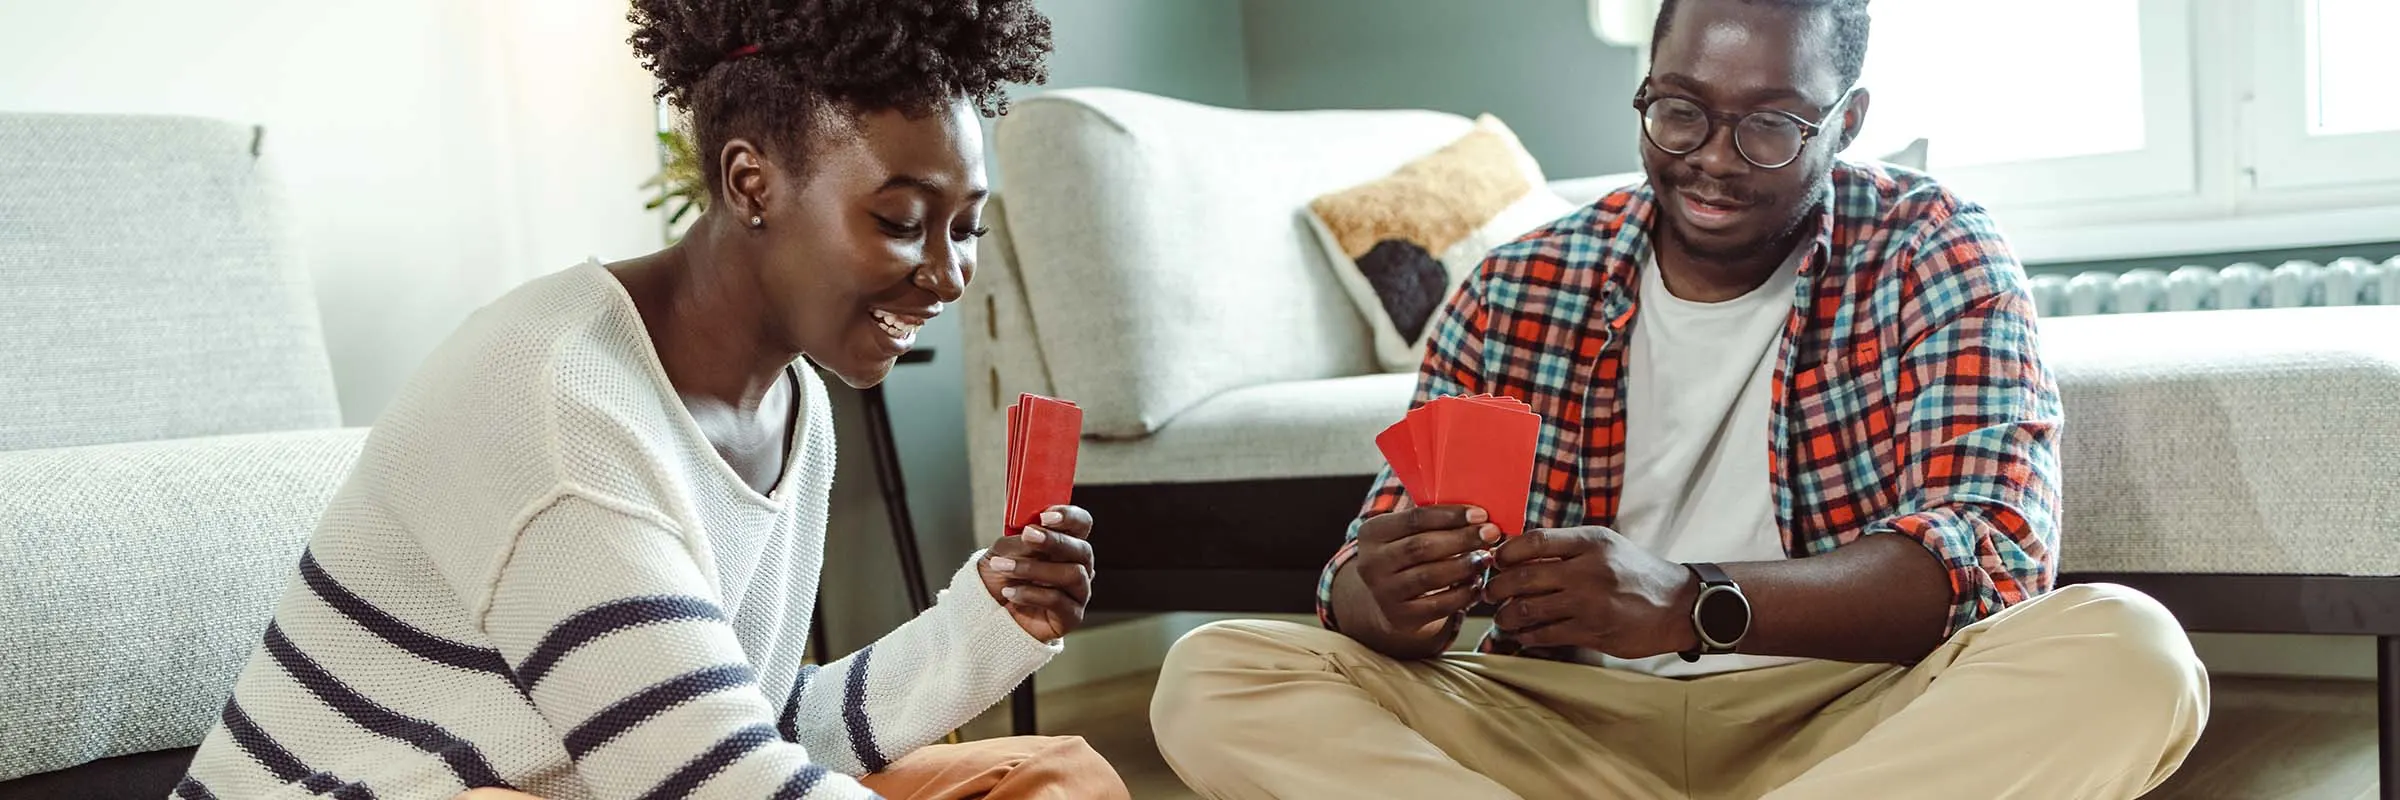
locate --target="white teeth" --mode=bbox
[871,309,920,340]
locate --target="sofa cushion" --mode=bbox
[0,114,341,452]
[2046,307,2400,577]
[994,89,1479,438]
[1076,306,2400,579]
[1307,115,1577,373]
[0,428,366,781]
[1079,373,1414,485]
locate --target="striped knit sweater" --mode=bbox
[177,262,1058,799]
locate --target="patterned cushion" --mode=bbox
[1307,116,1576,372]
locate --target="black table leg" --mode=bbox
[1011,676,1038,736]
[858,383,932,615]
[2382,635,2397,800]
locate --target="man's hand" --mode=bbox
[1486,526,1700,658]
[981,506,1095,642]
[1332,504,1502,658]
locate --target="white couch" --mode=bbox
[964,87,2400,666]
[0,114,370,793]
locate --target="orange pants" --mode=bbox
[457,735,1127,800]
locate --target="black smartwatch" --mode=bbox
[1679,562,1750,662]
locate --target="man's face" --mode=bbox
[1640,0,1864,262]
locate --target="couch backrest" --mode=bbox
[993,89,1477,438]
[0,114,340,452]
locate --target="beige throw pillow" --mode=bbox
[1307,115,1577,373]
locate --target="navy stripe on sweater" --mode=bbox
[173,776,219,800]
[842,646,887,772]
[299,551,509,677]
[776,664,821,741]
[771,764,831,799]
[261,623,513,791]
[635,724,777,800]
[565,664,758,759]
[220,700,374,798]
[515,596,723,691]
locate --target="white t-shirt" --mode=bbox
[1578,241,1814,677]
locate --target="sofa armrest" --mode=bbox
[0,427,368,781]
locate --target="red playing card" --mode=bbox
[1375,419,1429,500]
[1411,402,1444,501]
[1429,396,1540,536]
[1007,393,1082,535]
[1005,402,1025,527]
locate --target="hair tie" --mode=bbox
[725,44,763,61]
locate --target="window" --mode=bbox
[1849,0,2195,209]
[2304,0,2400,137]
[2251,0,2400,191]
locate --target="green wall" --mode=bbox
[1240,0,1647,180]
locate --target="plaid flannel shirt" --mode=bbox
[1318,161,2063,654]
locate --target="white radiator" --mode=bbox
[2026,256,2400,317]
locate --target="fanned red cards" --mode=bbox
[1004,393,1082,535]
[1373,394,1541,535]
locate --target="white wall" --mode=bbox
[0,0,667,424]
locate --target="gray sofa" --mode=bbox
[0,114,368,796]
[965,89,2400,792]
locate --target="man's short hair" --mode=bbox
[1650,0,1872,92]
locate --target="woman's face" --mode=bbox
[743,98,988,389]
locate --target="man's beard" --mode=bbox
[1659,170,1832,264]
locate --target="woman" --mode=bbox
[175,1,1119,797]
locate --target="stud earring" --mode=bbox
[748,215,764,229]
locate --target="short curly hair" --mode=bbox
[629,0,1053,196]
[1652,0,1870,93]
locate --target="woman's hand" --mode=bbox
[979,505,1095,642]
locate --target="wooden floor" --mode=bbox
[964,672,2379,799]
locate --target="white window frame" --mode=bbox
[1895,0,2198,212]
[2244,0,2400,192]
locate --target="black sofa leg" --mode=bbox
[2383,636,2398,800]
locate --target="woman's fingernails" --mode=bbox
[1466,507,1490,524]
[1023,527,1049,544]
[989,556,1018,573]
[1002,586,1021,601]
[1040,511,1064,527]
[1481,524,1502,544]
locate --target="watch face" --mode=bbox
[1696,585,1750,647]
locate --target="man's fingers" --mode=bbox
[1035,505,1094,538]
[1363,504,1489,544]
[995,559,1091,603]
[1388,525,1497,569]
[1491,527,1597,568]
[1506,618,1577,648]
[1493,591,1571,633]
[1383,553,1481,601]
[1481,559,1561,602]
[1392,582,1478,628]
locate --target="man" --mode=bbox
[1149,0,2208,797]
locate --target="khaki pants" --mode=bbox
[1151,584,2208,799]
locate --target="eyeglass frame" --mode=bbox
[1631,83,1860,170]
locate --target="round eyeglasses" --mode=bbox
[1633,86,1858,170]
